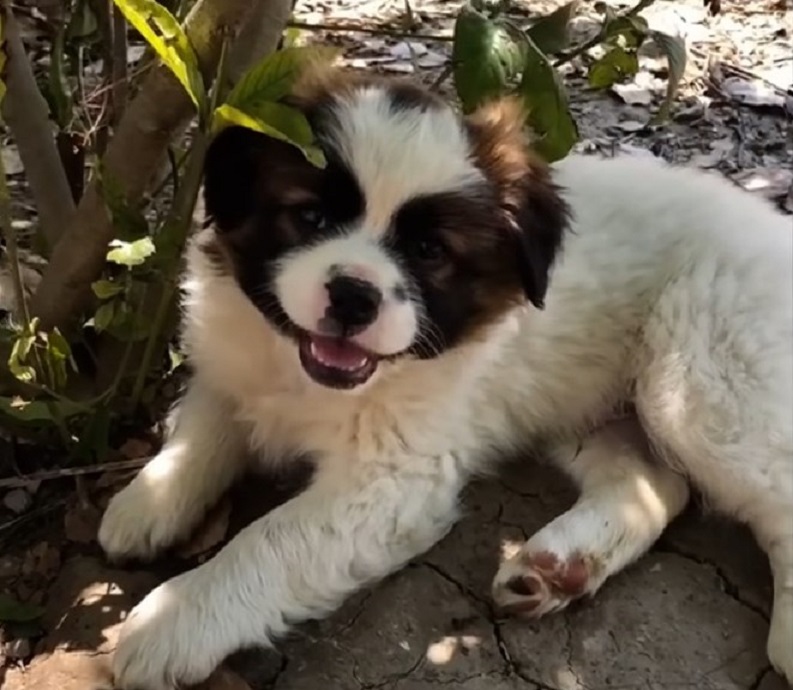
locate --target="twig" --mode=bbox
[130,35,231,407]
[287,19,453,42]
[0,497,67,537]
[112,4,129,123]
[0,456,148,489]
[0,3,76,253]
[554,0,658,67]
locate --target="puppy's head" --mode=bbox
[200,70,569,392]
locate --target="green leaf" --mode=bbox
[225,46,340,112]
[112,0,205,109]
[93,302,116,332]
[213,104,326,168]
[648,30,687,123]
[588,46,640,88]
[41,327,75,389]
[106,237,156,267]
[0,397,85,424]
[92,279,125,300]
[518,35,578,162]
[0,593,44,623]
[452,4,524,113]
[526,1,579,55]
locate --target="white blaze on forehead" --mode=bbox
[326,86,485,235]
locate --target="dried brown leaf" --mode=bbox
[64,501,102,544]
[118,437,153,459]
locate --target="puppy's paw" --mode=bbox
[99,477,184,561]
[113,576,222,690]
[767,594,793,685]
[492,547,598,618]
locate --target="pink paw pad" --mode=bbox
[496,550,595,618]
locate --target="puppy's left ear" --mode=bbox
[465,98,570,309]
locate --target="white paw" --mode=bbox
[767,594,793,685]
[99,474,185,561]
[492,543,601,618]
[113,575,223,690]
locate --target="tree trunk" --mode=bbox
[1,4,77,253]
[29,0,294,331]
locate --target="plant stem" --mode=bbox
[553,0,658,67]
[129,35,231,407]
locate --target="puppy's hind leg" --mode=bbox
[492,417,689,616]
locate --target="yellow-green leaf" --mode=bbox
[106,237,156,267]
[588,46,640,88]
[8,334,36,383]
[93,302,116,332]
[213,104,326,168]
[112,0,205,109]
[92,279,125,300]
[225,46,340,112]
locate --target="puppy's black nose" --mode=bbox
[325,275,382,332]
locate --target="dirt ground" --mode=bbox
[1,0,791,688]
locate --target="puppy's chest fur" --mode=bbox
[191,300,634,473]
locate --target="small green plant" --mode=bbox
[0,0,333,458]
[450,0,687,161]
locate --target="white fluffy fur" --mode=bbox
[99,95,793,689]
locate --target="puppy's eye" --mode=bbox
[294,205,327,230]
[408,237,446,264]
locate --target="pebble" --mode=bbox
[4,638,31,660]
[3,489,32,515]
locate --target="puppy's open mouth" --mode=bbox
[298,332,378,389]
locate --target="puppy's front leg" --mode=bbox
[99,380,248,560]
[493,418,690,616]
[112,457,465,690]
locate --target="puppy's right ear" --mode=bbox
[203,125,269,231]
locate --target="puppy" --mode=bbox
[99,68,793,689]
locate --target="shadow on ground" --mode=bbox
[3,460,787,690]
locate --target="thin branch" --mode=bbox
[287,19,453,42]
[0,3,76,253]
[111,3,129,123]
[0,456,148,489]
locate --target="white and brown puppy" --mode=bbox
[99,69,793,689]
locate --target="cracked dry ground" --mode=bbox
[4,460,788,690]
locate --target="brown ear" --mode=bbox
[465,98,570,309]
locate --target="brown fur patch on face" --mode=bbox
[464,97,570,309]
[392,188,529,353]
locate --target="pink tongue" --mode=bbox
[310,335,370,369]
